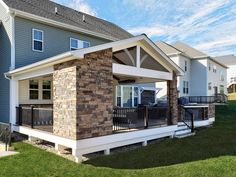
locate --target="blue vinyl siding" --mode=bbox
[15,17,110,68]
[0,3,12,123]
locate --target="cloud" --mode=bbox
[53,0,97,16]
[125,0,235,56]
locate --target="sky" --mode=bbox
[52,0,236,57]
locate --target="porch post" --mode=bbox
[10,77,19,127]
[167,72,178,125]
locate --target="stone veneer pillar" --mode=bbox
[53,49,113,140]
[167,72,178,125]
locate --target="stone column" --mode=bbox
[53,49,113,140]
[167,72,178,125]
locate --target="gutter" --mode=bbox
[5,52,74,77]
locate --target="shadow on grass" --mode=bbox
[84,101,236,169]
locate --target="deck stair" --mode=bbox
[175,122,195,138]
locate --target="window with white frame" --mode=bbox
[208,82,212,90]
[42,80,51,100]
[29,80,39,99]
[134,87,139,107]
[70,38,90,51]
[116,86,139,107]
[220,85,224,94]
[209,63,211,71]
[213,65,217,73]
[184,60,187,72]
[32,29,43,52]
[183,81,189,94]
[220,71,225,81]
[116,86,122,107]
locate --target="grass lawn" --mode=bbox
[0,102,236,177]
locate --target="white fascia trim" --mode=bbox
[14,66,53,81]
[113,63,173,80]
[9,8,119,42]
[73,34,145,58]
[6,52,74,76]
[0,0,10,12]
[9,12,15,70]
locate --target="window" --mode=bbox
[32,29,43,52]
[70,38,90,51]
[220,71,225,81]
[220,85,224,94]
[116,86,140,107]
[134,87,139,107]
[184,60,187,72]
[42,80,51,100]
[209,63,211,71]
[208,82,212,90]
[213,65,217,73]
[116,86,121,107]
[123,86,132,107]
[183,81,189,94]
[29,80,39,99]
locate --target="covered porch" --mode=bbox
[7,35,183,161]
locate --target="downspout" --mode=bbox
[4,73,11,80]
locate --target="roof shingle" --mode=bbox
[3,0,132,40]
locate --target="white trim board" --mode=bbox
[13,125,177,157]
[13,126,77,149]
[113,63,173,80]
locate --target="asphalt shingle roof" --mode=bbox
[3,0,132,40]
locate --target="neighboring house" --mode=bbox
[215,55,236,100]
[0,0,132,123]
[0,0,217,162]
[155,41,228,98]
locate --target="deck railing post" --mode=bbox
[31,105,34,129]
[19,106,22,126]
[191,113,194,133]
[144,106,149,129]
[5,127,8,151]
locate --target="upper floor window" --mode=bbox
[209,63,211,71]
[32,29,43,52]
[213,65,217,73]
[184,60,187,72]
[220,71,225,81]
[183,81,189,94]
[70,38,90,51]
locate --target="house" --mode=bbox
[215,55,236,100]
[0,0,132,123]
[155,41,228,98]
[1,0,217,162]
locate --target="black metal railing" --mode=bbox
[180,106,194,133]
[16,106,53,132]
[0,122,11,151]
[180,94,228,105]
[113,106,168,132]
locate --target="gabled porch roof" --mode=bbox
[6,34,184,78]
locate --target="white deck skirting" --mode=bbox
[75,125,177,155]
[13,126,77,149]
[13,125,177,161]
[194,117,215,127]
